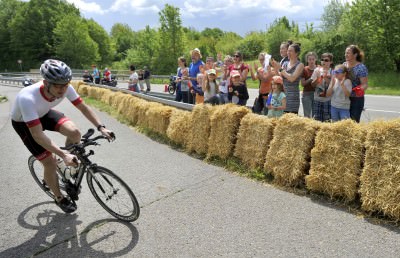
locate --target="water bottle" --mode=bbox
[57,158,77,180]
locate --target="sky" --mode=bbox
[64,0,351,36]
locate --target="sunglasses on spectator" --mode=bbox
[334,69,345,74]
[321,58,330,62]
[234,55,240,58]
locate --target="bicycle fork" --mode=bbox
[88,166,119,201]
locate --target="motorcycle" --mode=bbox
[167,75,178,95]
[101,75,117,87]
[22,78,35,87]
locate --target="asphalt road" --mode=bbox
[1,84,400,257]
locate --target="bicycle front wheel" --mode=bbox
[87,166,140,222]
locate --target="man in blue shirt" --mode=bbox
[91,64,100,84]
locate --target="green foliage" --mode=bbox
[53,14,99,68]
[237,32,266,60]
[110,23,135,61]
[86,19,115,66]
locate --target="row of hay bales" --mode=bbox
[71,81,400,221]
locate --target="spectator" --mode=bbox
[229,51,249,86]
[279,40,292,66]
[82,70,93,83]
[103,68,111,83]
[343,44,368,123]
[128,65,139,92]
[229,70,249,106]
[301,52,318,118]
[218,55,233,104]
[214,52,224,75]
[205,56,215,71]
[267,76,287,118]
[91,64,100,84]
[175,56,187,102]
[188,48,204,104]
[311,53,333,122]
[144,66,151,92]
[180,67,191,103]
[202,69,219,105]
[249,52,273,115]
[326,64,352,122]
[138,69,145,92]
[272,43,304,114]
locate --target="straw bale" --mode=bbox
[87,87,106,100]
[186,104,216,155]
[77,84,90,96]
[100,89,115,105]
[117,94,134,114]
[166,110,193,146]
[145,105,176,135]
[264,113,320,187]
[137,101,162,128]
[234,113,276,169]
[123,97,148,126]
[359,119,400,220]
[305,120,365,201]
[110,92,126,109]
[207,104,250,159]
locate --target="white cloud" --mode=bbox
[66,0,105,14]
[110,0,161,14]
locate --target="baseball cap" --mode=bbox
[230,70,240,78]
[207,69,216,75]
[272,75,283,84]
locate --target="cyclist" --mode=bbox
[11,59,115,213]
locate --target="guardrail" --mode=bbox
[0,76,193,111]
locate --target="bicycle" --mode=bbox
[28,128,140,222]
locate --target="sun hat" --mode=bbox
[272,75,283,84]
[207,69,216,75]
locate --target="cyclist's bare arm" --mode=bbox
[29,125,77,165]
[75,102,114,140]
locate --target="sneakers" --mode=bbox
[55,197,77,213]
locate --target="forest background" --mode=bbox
[0,0,399,92]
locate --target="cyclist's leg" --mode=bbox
[40,154,63,199]
[59,120,81,146]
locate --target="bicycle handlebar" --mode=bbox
[61,129,113,152]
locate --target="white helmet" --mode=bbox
[40,59,72,84]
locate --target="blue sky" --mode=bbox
[65,0,351,36]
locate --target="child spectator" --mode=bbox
[202,69,219,105]
[180,67,191,103]
[326,64,352,122]
[267,76,287,118]
[229,70,249,106]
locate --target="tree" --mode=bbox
[0,0,22,71]
[157,4,184,73]
[53,14,99,68]
[110,23,135,61]
[321,0,345,31]
[86,19,115,66]
[238,32,266,60]
[8,0,80,69]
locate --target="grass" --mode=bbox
[0,95,8,102]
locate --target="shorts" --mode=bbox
[12,109,70,161]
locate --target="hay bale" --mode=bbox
[100,89,115,105]
[264,113,319,187]
[77,84,90,96]
[207,104,250,159]
[166,110,193,146]
[117,94,133,114]
[186,104,215,155]
[146,105,176,135]
[123,97,148,126]
[234,113,276,169]
[305,120,365,201]
[136,101,162,128]
[110,92,126,109]
[360,119,400,220]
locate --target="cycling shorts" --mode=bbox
[12,109,70,161]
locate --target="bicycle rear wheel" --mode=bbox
[87,166,140,222]
[28,155,66,200]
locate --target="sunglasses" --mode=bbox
[334,69,345,74]
[234,55,240,58]
[321,58,330,62]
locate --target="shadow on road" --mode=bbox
[0,201,139,257]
